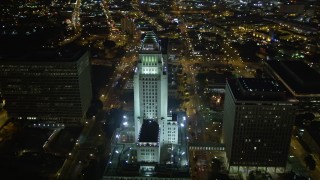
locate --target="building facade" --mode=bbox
[134,31,178,163]
[0,107,9,129]
[0,46,92,126]
[223,78,296,172]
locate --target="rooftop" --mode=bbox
[138,120,159,142]
[266,60,320,94]
[140,31,160,52]
[0,43,88,62]
[228,78,293,101]
[238,78,282,93]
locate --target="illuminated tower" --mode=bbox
[134,32,177,163]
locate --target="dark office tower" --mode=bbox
[265,60,320,117]
[0,46,92,126]
[316,1,320,17]
[223,78,297,173]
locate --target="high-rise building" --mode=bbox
[223,78,296,172]
[133,31,178,163]
[0,45,92,126]
[102,32,189,179]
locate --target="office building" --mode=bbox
[265,60,320,117]
[223,78,296,172]
[134,31,178,163]
[0,45,92,126]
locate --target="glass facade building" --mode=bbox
[223,78,297,170]
[0,46,92,126]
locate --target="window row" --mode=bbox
[141,149,155,152]
[143,96,157,99]
[142,85,157,88]
[141,77,157,81]
[143,92,157,95]
[142,82,157,84]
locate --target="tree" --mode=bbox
[295,113,315,127]
[86,99,103,118]
[103,40,116,49]
[304,154,316,170]
[295,114,305,127]
[211,158,222,173]
[303,113,315,121]
[280,171,309,180]
[255,69,263,78]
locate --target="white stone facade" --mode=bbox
[134,32,178,163]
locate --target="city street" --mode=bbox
[290,136,320,179]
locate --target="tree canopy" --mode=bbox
[304,154,316,170]
[103,40,116,49]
